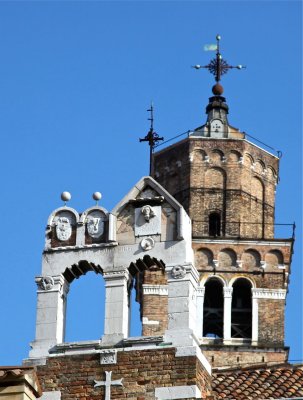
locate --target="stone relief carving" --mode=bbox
[86,210,105,238]
[39,276,54,291]
[140,237,155,251]
[100,350,117,365]
[141,205,156,222]
[171,265,186,279]
[135,205,161,236]
[55,217,72,241]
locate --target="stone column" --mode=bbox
[29,275,69,359]
[196,287,205,338]
[223,287,233,344]
[251,289,259,345]
[165,263,199,346]
[102,269,129,345]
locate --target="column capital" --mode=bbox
[103,269,129,283]
[223,287,233,297]
[196,287,205,297]
[166,262,199,283]
[251,288,286,299]
[35,274,69,296]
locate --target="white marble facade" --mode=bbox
[29,176,197,360]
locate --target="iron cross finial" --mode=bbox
[139,103,164,176]
[192,34,246,83]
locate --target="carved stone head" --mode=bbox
[141,205,155,222]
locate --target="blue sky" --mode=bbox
[0,1,301,365]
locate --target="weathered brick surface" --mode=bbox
[202,347,288,368]
[142,294,168,336]
[154,137,279,239]
[258,299,284,345]
[36,349,212,399]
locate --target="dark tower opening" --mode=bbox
[203,279,224,338]
[209,212,221,237]
[231,279,252,339]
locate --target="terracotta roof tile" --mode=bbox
[212,364,303,399]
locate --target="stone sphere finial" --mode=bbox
[61,191,71,204]
[212,83,224,95]
[92,192,102,204]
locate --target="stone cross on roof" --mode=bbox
[94,371,123,400]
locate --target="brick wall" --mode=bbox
[202,347,288,368]
[36,348,212,399]
[258,299,284,345]
[153,137,279,239]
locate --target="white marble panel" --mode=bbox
[135,205,161,236]
[155,385,201,399]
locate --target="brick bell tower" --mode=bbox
[153,35,294,368]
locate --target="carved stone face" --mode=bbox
[56,217,72,241]
[141,205,155,222]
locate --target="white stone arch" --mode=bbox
[45,207,80,250]
[79,206,115,245]
[228,275,256,288]
[47,206,80,226]
[197,274,227,340]
[228,276,258,343]
[200,273,227,287]
[30,258,130,358]
[63,261,106,342]
[80,205,109,223]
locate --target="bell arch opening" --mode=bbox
[128,255,167,337]
[64,261,105,342]
[231,278,252,339]
[203,278,224,338]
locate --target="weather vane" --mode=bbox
[192,34,246,91]
[139,103,164,176]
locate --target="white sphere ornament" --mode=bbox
[61,191,71,202]
[93,192,102,201]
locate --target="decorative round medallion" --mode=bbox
[140,237,155,251]
[40,276,54,291]
[171,265,186,279]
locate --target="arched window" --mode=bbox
[209,213,221,236]
[231,279,252,339]
[203,279,224,338]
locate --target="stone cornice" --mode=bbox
[252,288,286,299]
[142,284,168,296]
